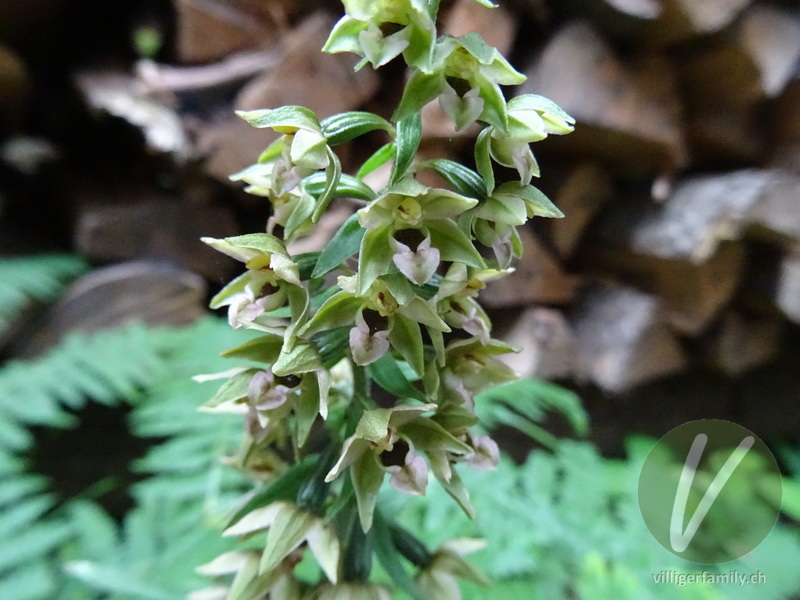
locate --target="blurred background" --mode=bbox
[1,0,799,598]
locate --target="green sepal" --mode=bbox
[400,296,450,332]
[211,233,288,260]
[500,181,564,218]
[257,137,285,164]
[351,453,385,532]
[201,368,257,410]
[415,159,487,200]
[260,503,315,574]
[357,225,395,295]
[322,16,365,56]
[387,313,424,377]
[301,291,362,336]
[296,376,322,448]
[439,468,475,519]
[272,340,323,377]
[221,334,284,363]
[474,128,495,193]
[229,565,281,600]
[391,112,423,185]
[209,271,249,309]
[236,105,321,133]
[508,94,575,132]
[402,418,472,455]
[357,143,396,180]
[476,78,508,132]
[402,14,436,74]
[477,194,527,226]
[454,33,526,85]
[321,111,394,146]
[427,220,486,268]
[382,273,416,306]
[312,213,365,278]
[355,408,392,443]
[368,354,426,402]
[290,127,329,169]
[284,285,311,348]
[428,325,445,367]
[312,146,342,223]
[392,71,442,125]
[284,187,316,240]
[304,172,377,203]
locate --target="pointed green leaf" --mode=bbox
[312,213,365,278]
[321,111,394,146]
[368,354,425,401]
[304,173,377,202]
[373,511,427,600]
[391,112,423,184]
[416,159,486,200]
[357,142,396,180]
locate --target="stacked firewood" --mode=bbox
[2,0,800,443]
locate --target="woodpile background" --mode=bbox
[2,0,800,453]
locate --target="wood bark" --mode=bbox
[521,22,686,175]
[568,282,686,393]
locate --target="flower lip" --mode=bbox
[380,437,410,468]
[362,308,389,334]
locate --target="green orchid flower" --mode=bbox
[477,94,575,184]
[323,0,436,72]
[394,33,526,131]
[325,404,471,530]
[202,234,308,338]
[230,162,318,241]
[414,538,489,600]
[301,275,449,376]
[357,176,483,293]
[312,582,393,600]
[194,547,303,600]
[223,501,340,587]
[459,180,563,268]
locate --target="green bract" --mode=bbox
[198,1,573,598]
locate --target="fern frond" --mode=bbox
[0,317,254,600]
[0,254,88,339]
